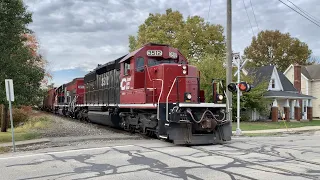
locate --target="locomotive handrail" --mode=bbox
[145,65,163,120]
[166,76,199,122]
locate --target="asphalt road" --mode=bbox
[0,132,320,180]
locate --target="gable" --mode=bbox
[268,66,283,91]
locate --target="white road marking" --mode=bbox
[0,145,135,160]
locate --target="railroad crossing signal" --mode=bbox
[227,82,252,93]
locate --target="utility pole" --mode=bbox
[226,0,232,122]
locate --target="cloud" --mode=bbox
[24,0,320,74]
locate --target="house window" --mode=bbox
[271,79,275,88]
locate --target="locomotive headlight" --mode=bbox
[186,93,192,100]
[182,65,187,70]
[183,70,187,74]
[218,94,224,100]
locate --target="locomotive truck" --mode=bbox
[44,43,232,145]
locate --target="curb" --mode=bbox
[49,135,145,143]
[0,135,146,148]
[0,138,51,148]
[232,126,320,135]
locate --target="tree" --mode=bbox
[129,8,225,60]
[191,53,269,121]
[23,33,52,87]
[191,53,225,102]
[0,0,45,131]
[243,30,313,72]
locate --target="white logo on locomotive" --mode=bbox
[101,76,109,87]
[120,77,131,90]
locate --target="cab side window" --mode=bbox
[124,60,130,76]
[136,57,144,72]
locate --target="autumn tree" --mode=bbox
[0,0,46,131]
[23,33,52,87]
[129,8,225,60]
[243,30,313,72]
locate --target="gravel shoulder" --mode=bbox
[11,112,148,152]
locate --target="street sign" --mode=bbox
[5,79,14,102]
[5,79,16,152]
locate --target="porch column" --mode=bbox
[307,99,313,121]
[294,100,301,121]
[283,99,290,122]
[291,100,295,119]
[272,99,278,122]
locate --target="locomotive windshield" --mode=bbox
[148,58,186,67]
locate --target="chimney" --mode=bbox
[293,64,301,93]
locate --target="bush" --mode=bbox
[11,108,30,127]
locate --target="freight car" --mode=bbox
[42,88,56,112]
[50,43,232,145]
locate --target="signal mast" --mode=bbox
[227,53,251,136]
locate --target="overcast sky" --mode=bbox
[23,0,320,86]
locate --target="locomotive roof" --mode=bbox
[119,42,171,63]
[84,42,174,83]
[84,54,126,83]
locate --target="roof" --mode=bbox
[304,64,320,79]
[264,91,316,99]
[119,42,171,63]
[247,65,274,87]
[301,66,312,79]
[119,47,143,63]
[278,72,297,92]
[284,64,320,80]
[248,65,298,92]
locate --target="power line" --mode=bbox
[278,0,320,28]
[286,0,320,24]
[242,0,255,36]
[207,0,212,21]
[249,0,260,32]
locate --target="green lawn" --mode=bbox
[232,120,320,131]
[0,115,51,144]
[0,132,40,143]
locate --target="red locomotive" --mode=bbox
[44,43,232,145]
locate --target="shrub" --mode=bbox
[11,108,30,127]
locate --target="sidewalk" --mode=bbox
[233,126,320,134]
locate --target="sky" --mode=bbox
[23,0,320,86]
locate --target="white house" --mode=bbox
[284,64,320,118]
[246,65,315,121]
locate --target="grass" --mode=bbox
[232,120,320,131]
[0,147,10,154]
[0,115,51,144]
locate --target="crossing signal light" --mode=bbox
[227,83,237,93]
[227,82,252,93]
[239,82,252,92]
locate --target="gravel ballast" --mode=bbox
[14,113,148,152]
